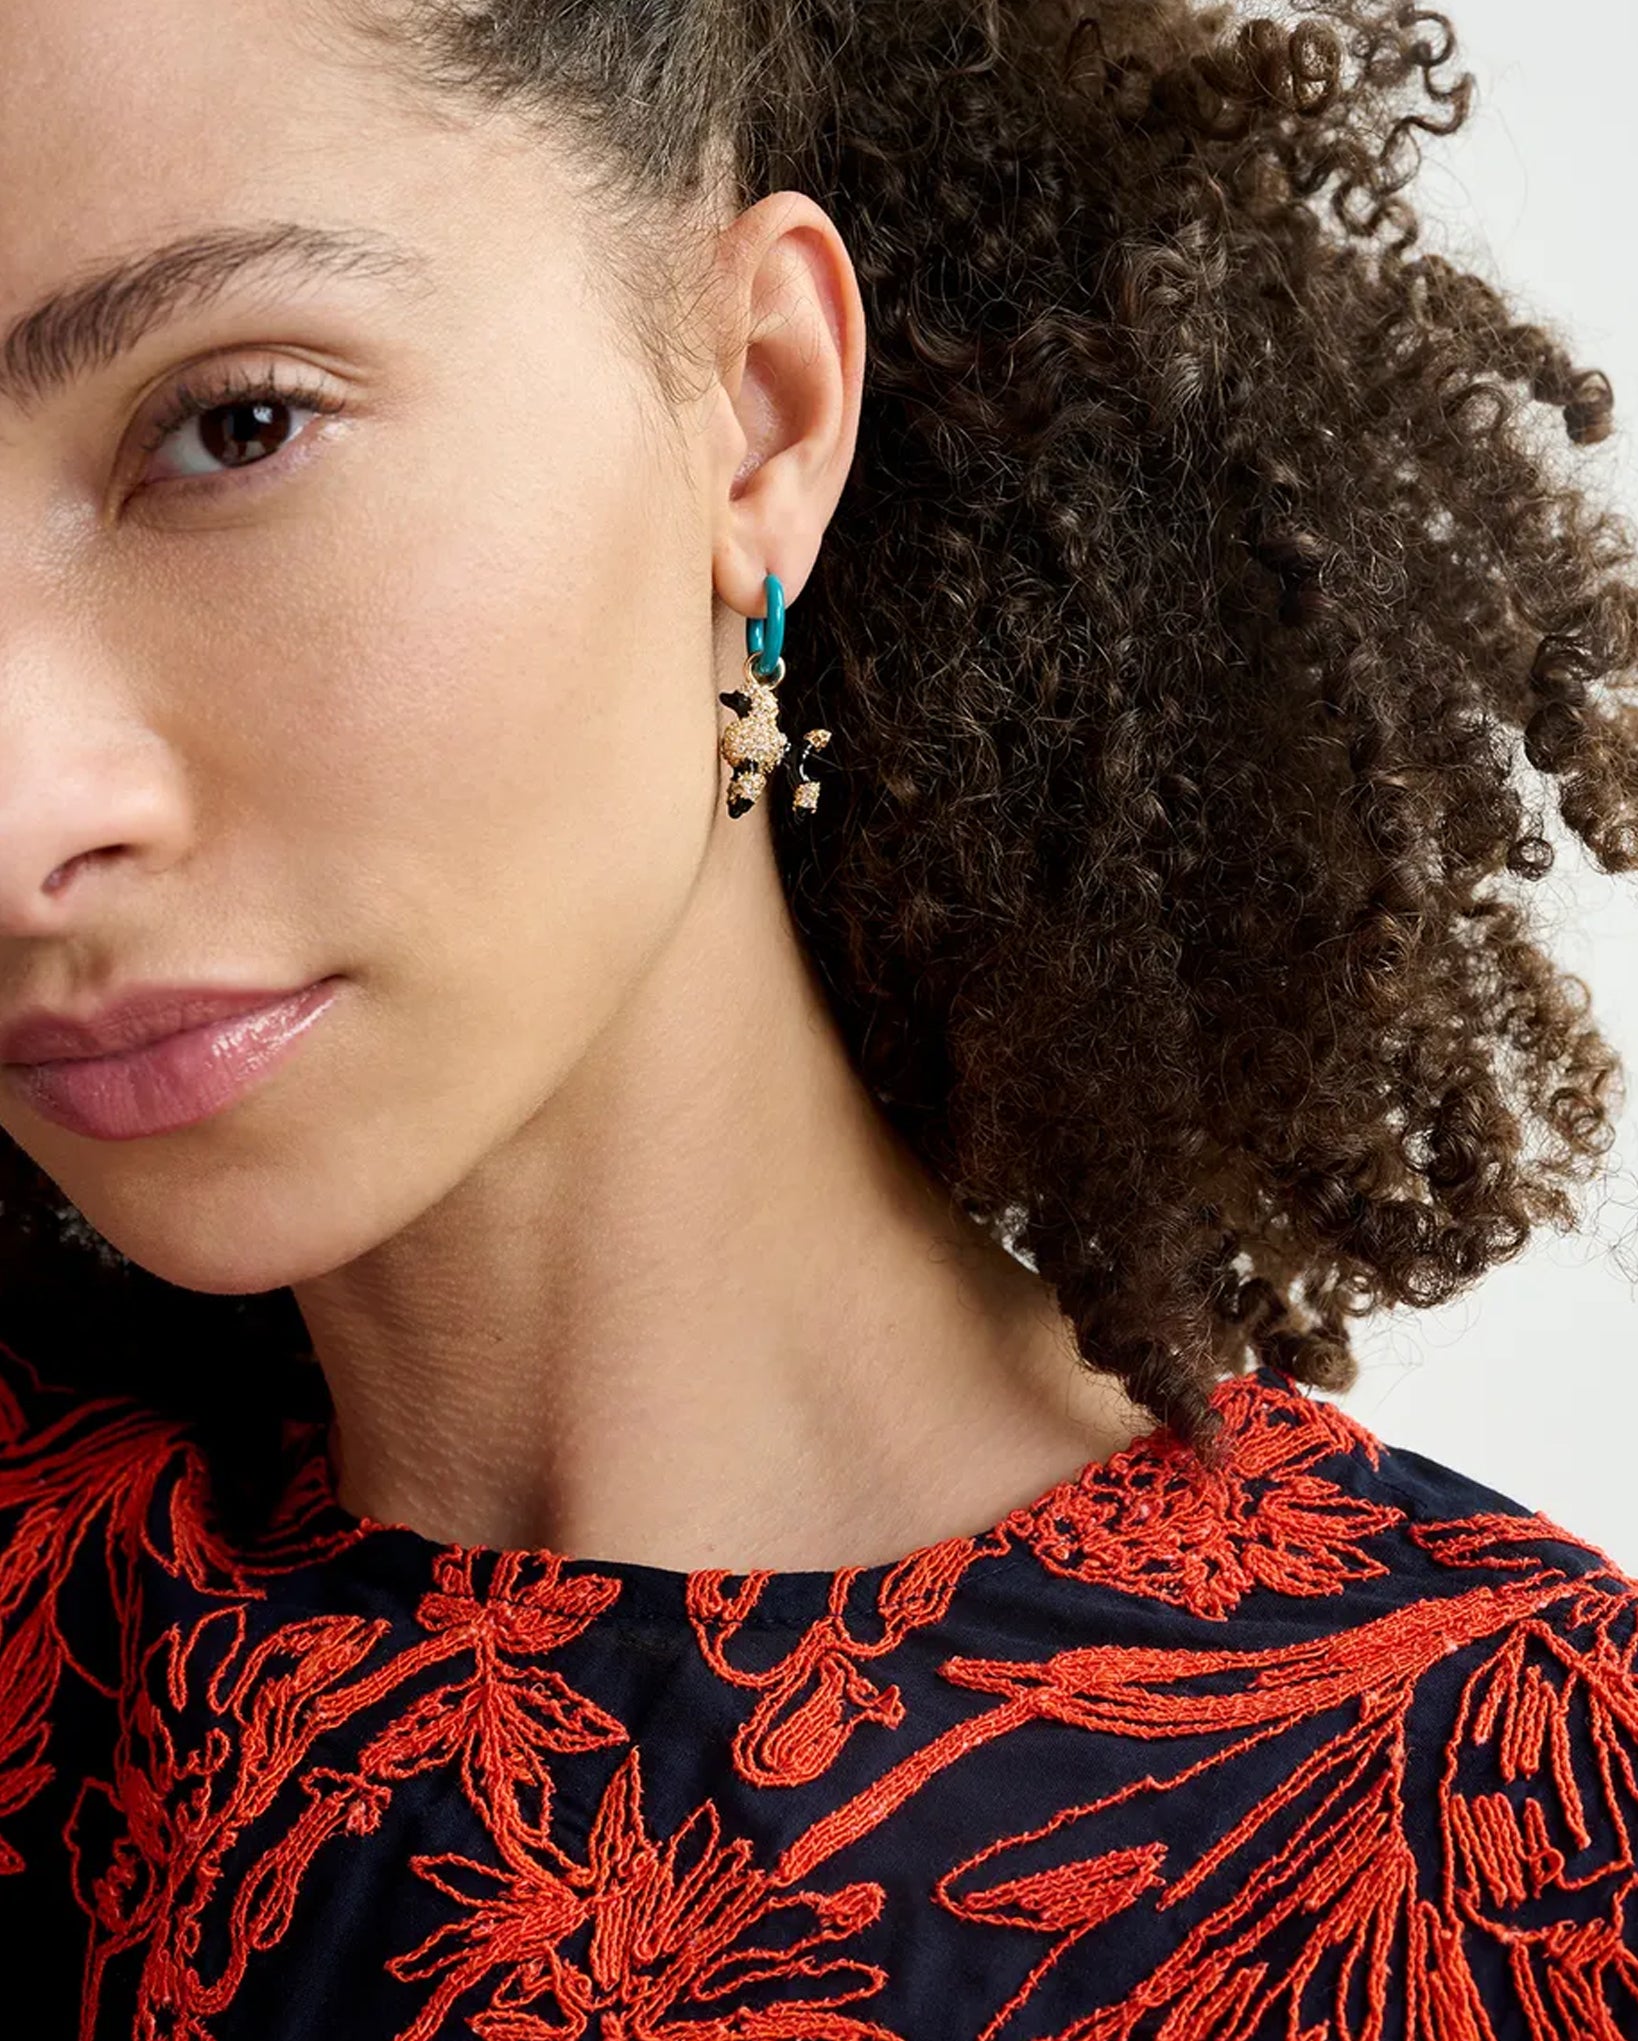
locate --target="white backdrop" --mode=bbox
[1309,1,1638,1569]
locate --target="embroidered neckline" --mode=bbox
[285,1361,1328,1628]
[0,1341,1625,2036]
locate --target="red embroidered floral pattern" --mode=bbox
[1,1341,1635,2040]
[388,1745,898,2040]
[998,1372,1404,1620]
[684,1531,1012,1790]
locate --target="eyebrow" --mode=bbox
[0,221,433,415]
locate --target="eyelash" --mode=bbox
[134,364,348,490]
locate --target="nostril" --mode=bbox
[40,845,128,897]
[42,855,89,895]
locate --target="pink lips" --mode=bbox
[2,978,344,1141]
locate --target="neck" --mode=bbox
[296,829,1147,1573]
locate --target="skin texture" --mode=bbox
[0,0,1148,1567]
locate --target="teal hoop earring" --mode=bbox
[746,572,784,677]
[717,572,832,820]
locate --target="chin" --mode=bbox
[54,1187,376,1299]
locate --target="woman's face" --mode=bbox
[0,0,801,1290]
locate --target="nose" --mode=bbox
[0,731,184,938]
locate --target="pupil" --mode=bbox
[203,399,290,468]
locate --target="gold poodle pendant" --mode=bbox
[718,651,831,818]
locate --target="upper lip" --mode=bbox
[0,981,329,1065]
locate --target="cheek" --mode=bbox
[142,406,715,1165]
[312,454,714,948]
[322,519,718,1031]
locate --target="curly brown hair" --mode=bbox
[5,0,1637,1492]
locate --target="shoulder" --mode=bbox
[1243,1369,1638,2019]
[0,1332,356,1853]
[0,1336,209,1875]
[0,1333,199,1529]
[1230,1364,1638,1787]
[1240,1359,1636,1604]
[964,1365,1638,2030]
[1008,1359,1636,1625]
[0,1333,340,1631]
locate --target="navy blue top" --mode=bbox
[0,1338,1634,2038]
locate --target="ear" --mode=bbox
[704,190,867,624]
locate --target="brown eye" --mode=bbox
[137,368,346,491]
[194,396,300,470]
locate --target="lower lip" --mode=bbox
[3,978,344,1142]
